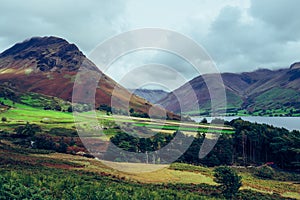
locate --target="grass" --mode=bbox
[169,163,213,176]
[1,99,299,199]
[0,97,235,138]
[240,172,300,195]
[255,88,299,107]
[182,87,300,117]
[1,136,299,199]
[0,166,216,200]
[0,105,75,132]
[169,163,300,199]
[133,123,235,134]
[282,192,300,199]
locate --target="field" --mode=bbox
[0,99,299,199]
[0,140,299,199]
[0,97,235,137]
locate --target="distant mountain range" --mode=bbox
[129,89,168,104]
[131,65,300,116]
[0,36,179,119]
[156,66,300,116]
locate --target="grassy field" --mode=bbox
[0,98,75,130]
[0,141,299,199]
[0,144,216,199]
[0,98,235,138]
[1,99,299,199]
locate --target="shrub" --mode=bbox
[49,128,77,137]
[0,130,9,137]
[255,166,275,179]
[213,166,242,199]
[34,135,56,150]
[1,117,7,122]
[67,105,73,112]
[14,123,41,138]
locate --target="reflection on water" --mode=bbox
[192,116,300,131]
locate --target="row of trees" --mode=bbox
[228,118,300,170]
[179,118,300,170]
[104,119,300,170]
[103,132,176,163]
[7,118,299,170]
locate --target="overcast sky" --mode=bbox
[1,0,300,89]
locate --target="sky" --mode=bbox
[1,0,300,90]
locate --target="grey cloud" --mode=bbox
[194,2,300,72]
[106,50,197,88]
[1,0,299,83]
[250,0,300,32]
[117,63,187,91]
[0,0,126,53]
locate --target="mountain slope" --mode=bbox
[0,36,178,119]
[129,89,168,104]
[158,66,300,116]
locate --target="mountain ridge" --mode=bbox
[158,65,300,116]
[128,89,168,104]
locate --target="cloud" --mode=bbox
[105,50,198,90]
[250,0,300,35]
[1,0,300,85]
[193,1,300,72]
[0,0,126,53]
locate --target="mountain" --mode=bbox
[129,89,168,104]
[0,36,179,119]
[158,66,300,116]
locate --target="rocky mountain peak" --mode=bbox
[0,36,86,72]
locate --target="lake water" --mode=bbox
[192,116,300,131]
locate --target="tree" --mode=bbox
[200,118,208,124]
[1,117,7,122]
[129,108,134,114]
[213,166,242,199]
[67,106,73,112]
[54,105,62,111]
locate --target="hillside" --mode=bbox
[0,90,299,199]
[0,36,178,119]
[129,89,168,104]
[158,66,300,116]
[0,139,299,199]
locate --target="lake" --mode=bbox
[192,116,300,131]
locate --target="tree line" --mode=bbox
[104,118,300,171]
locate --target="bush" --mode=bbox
[1,117,7,122]
[255,166,275,179]
[213,166,242,199]
[49,128,77,137]
[14,123,41,138]
[0,130,9,137]
[34,135,56,150]
[67,105,73,112]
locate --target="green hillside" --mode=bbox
[0,93,299,199]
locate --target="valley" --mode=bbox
[1,94,299,199]
[0,36,299,200]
